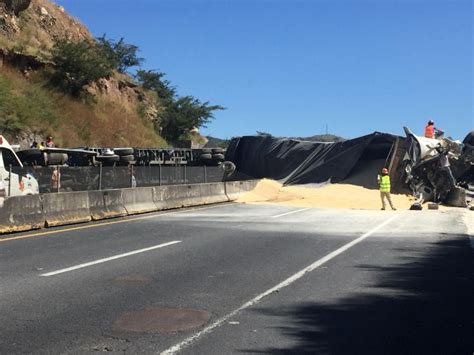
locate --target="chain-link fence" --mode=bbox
[10,165,229,194]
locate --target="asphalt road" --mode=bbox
[0,203,472,354]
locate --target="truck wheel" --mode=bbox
[46,153,68,165]
[212,153,225,161]
[114,148,134,156]
[200,153,212,160]
[119,154,134,162]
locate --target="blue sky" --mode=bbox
[55,0,472,141]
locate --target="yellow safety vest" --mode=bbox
[380,175,391,192]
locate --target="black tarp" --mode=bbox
[463,131,474,147]
[225,132,402,187]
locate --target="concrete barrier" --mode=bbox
[0,195,44,234]
[43,191,91,227]
[0,180,258,235]
[153,183,229,211]
[88,190,127,221]
[122,187,158,215]
[225,181,242,201]
[176,184,204,208]
[225,180,259,201]
[241,179,259,192]
[200,182,228,204]
[153,185,191,210]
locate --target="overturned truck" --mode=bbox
[403,128,473,207]
[225,129,474,208]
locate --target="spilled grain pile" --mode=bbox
[236,179,416,210]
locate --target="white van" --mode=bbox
[0,135,39,196]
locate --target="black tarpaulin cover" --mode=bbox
[463,131,474,147]
[225,132,400,186]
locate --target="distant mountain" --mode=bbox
[204,136,229,148]
[290,134,345,142]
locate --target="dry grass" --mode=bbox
[0,67,168,147]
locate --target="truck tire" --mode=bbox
[212,153,225,161]
[16,149,46,166]
[200,153,212,160]
[114,148,134,156]
[96,155,120,165]
[46,153,68,166]
[119,154,134,162]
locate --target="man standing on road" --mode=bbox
[378,168,396,210]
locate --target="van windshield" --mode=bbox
[1,148,22,167]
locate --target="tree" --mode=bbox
[135,70,224,142]
[161,96,224,142]
[51,39,115,96]
[135,69,175,102]
[96,36,144,73]
[4,0,31,15]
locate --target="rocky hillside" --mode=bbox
[0,0,90,58]
[0,0,176,148]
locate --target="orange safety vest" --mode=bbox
[425,125,434,138]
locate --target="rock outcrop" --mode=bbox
[0,0,91,55]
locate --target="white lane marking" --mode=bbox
[160,213,402,355]
[40,241,181,277]
[271,208,310,218]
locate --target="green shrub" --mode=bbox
[50,39,115,96]
[0,75,59,136]
[97,35,143,74]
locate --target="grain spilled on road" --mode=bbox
[236,178,416,210]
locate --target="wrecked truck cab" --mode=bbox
[402,127,472,207]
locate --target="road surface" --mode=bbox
[0,203,472,354]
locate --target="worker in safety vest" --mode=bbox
[424,119,444,139]
[378,168,396,210]
[424,120,435,138]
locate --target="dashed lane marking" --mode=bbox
[271,208,310,218]
[40,241,182,276]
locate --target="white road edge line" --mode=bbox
[40,241,182,277]
[271,208,311,218]
[160,213,403,355]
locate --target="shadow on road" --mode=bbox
[248,236,474,354]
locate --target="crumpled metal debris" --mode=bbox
[402,127,473,207]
